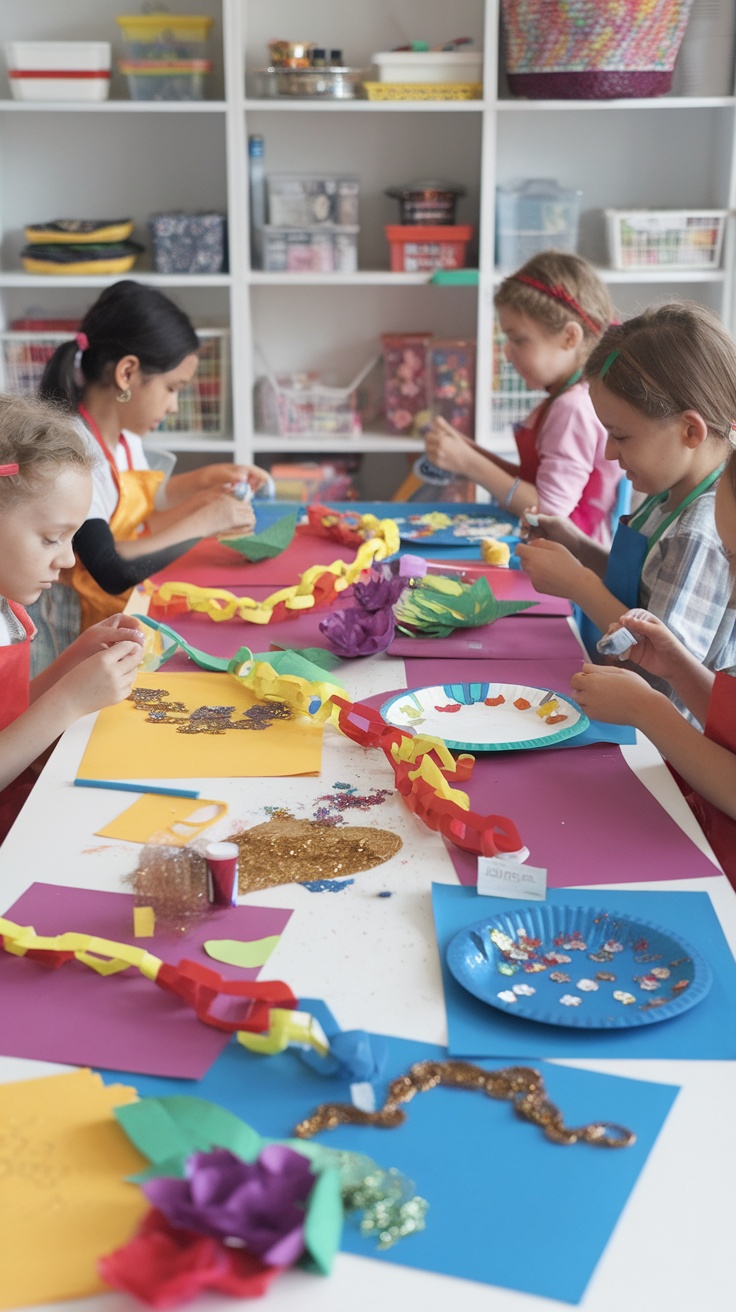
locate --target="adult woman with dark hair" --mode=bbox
[32,280,267,670]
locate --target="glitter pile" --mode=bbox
[313,781,392,827]
[228,812,402,894]
[128,687,292,735]
[124,844,209,929]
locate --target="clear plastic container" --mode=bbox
[115,14,213,61]
[267,175,359,227]
[119,58,211,101]
[262,225,359,273]
[495,179,581,269]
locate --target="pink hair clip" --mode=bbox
[75,331,89,351]
[0,463,19,476]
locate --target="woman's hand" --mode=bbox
[424,417,475,476]
[515,538,586,597]
[570,662,661,726]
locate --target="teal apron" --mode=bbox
[577,464,724,655]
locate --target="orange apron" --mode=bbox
[0,602,37,841]
[66,406,163,631]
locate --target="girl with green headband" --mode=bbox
[517,302,736,724]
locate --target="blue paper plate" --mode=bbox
[394,512,517,545]
[447,905,712,1029]
[380,681,589,751]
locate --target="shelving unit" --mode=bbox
[0,1,734,495]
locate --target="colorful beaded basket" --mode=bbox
[501,0,694,100]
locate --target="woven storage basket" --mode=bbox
[501,0,694,99]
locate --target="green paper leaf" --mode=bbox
[204,936,281,968]
[221,510,299,562]
[250,648,347,690]
[116,1096,264,1178]
[136,614,251,673]
[268,644,343,672]
[303,1164,344,1275]
[394,574,537,638]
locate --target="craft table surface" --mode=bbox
[1,507,735,1312]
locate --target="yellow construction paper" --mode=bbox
[133,906,156,938]
[0,1068,147,1309]
[78,671,323,780]
[96,794,228,846]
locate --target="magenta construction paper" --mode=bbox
[0,884,292,1078]
[390,616,584,660]
[150,531,356,588]
[404,656,584,692]
[425,561,572,616]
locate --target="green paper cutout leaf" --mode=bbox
[204,936,281,968]
[221,510,299,562]
[136,614,251,673]
[116,1096,264,1179]
[394,573,537,638]
[250,648,346,690]
[269,644,343,672]
[303,1164,344,1275]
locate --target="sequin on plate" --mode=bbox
[549,971,571,984]
[596,971,617,982]
[512,984,536,997]
[613,990,637,1005]
[497,990,517,1004]
[672,979,690,992]
[544,951,572,965]
[635,975,661,992]
[559,994,582,1007]
[650,966,671,980]
[588,950,614,963]
[497,961,519,976]
[576,978,598,992]
[603,939,624,954]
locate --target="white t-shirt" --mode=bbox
[0,598,30,647]
[76,422,151,524]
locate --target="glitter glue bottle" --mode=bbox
[205,842,239,905]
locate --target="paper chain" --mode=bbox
[0,918,296,1035]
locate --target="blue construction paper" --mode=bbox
[432,884,736,1059]
[99,998,679,1304]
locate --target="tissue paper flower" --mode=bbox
[352,566,408,613]
[393,573,536,638]
[319,604,395,657]
[143,1146,315,1266]
[99,1207,280,1309]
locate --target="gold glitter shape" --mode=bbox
[229,813,402,893]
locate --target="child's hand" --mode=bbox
[69,614,145,661]
[200,463,270,494]
[424,417,474,475]
[56,642,143,719]
[570,663,660,726]
[191,488,257,538]
[523,509,586,554]
[515,538,585,597]
[601,609,686,681]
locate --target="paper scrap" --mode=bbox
[477,856,548,901]
[133,906,156,937]
[204,936,282,969]
[97,795,228,846]
[220,510,299,562]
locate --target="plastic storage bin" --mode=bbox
[495,180,581,268]
[262,225,358,273]
[149,212,227,274]
[266,175,359,227]
[430,340,476,437]
[0,328,229,436]
[5,41,111,101]
[254,354,378,437]
[385,224,473,273]
[116,13,213,100]
[372,51,483,84]
[605,208,727,270]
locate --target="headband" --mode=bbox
[0,464,19,476]
[511,274,603,336]
[599,348,620,379]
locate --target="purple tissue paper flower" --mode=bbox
[352,567,407,612]
[143,1146,315,1268]
[319,604,395,657]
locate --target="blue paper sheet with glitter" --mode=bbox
[99,999,678,1304]
[432,884,736,1060]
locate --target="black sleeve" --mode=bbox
[73,518,199,595]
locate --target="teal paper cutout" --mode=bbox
[221,510,299,562]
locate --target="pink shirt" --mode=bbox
[531,381,621,545]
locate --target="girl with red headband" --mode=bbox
[425,251,619,543]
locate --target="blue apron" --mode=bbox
[577,465,724,656]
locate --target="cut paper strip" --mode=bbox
[432,884,736,1060]
[99,998,680,1306]
[220,509,299,561]
[0,1068,147,1311]
[0,883,292,1077]
[96,795,228,846]
[204,936,282,969]
[78,671,324,780]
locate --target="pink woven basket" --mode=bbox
[501,0,694,100]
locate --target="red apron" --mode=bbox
[686,672,736,885]
[0,602,37,842]
[513,374,606,538]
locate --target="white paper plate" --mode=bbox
[380,681,588,751]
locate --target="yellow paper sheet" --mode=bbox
[96,793,228,845]
[0,1068,147,1309]
[78,671,324,780]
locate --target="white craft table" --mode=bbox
[1,651,734,1312]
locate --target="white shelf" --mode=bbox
[0,99,227,113]
[244,98,484,112]
[252,432,424,454]
[145,433,236,453]
[248,270,453,286]
[0,273,232,289]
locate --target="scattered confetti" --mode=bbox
[497,990,517,1004]
[512,984,536,996]
[549,972,571,984]
[596,972,617,982]
[301,878,355,893]
[377,891,393,899]
[576,979,599,992]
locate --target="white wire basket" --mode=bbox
[605,208,728,271]
[0,327,230,437]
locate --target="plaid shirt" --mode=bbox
[637,485,736,721]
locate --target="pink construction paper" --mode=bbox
[0,884,292,1078]
[425,561,572,616]
[150,531,356,588]
[362,690,718,887]
[390,616,583,661]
